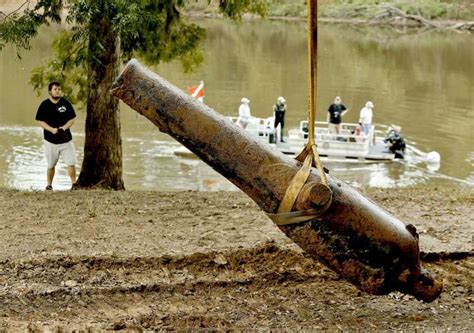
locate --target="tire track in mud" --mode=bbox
[0,242,335,330]
[1,242,473,331]
[0,243,334,296]
[0,187,471,330]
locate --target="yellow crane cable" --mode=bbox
[270,0,332,224]
[299,0,329,188]
[307,0,316,147]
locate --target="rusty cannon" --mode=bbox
[111,59,442,302]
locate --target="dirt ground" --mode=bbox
[0,185,472,331]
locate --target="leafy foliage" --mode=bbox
[1,0,268,189]
[218,0,268,18]
[0,0,63,50]
[29,30,88,104]
[1,0,267,105]
[114,1,206,69]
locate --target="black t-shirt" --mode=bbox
[273,103,286,119]
[328,103,347,124]
[35,98,76,144]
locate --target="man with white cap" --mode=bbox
[359,101,374,135]
[273,96,287,142]
[327,96,349,135]
[236,97,251,129]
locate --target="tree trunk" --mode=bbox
[77,11,125,190]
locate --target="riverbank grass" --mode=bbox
[185,0,474,21]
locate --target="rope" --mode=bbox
[298,0,328,187]
[267,0,332,227]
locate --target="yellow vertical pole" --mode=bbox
[307,0,318,145]
[254,0,330,216]
[307,0,329,187]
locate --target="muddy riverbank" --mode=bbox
[0,186,472,331]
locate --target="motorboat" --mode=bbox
[287,120,397,162]
[174,117,398,162]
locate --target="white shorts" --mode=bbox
[236,119,249,129]
[328,123,341,133]
[44,140,77,168]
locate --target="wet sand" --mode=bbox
[0,186,472,331]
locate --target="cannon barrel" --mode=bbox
[111,59,442,302]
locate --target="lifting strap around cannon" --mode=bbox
[267,0,332,226]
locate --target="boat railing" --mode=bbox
[291,120,375,144]
[228,117,377,153]
[228,116,275,139]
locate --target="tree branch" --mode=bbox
[450,21,474,32]
[0,0,32,22]
[369,4,473,33]
[382,4,439,28]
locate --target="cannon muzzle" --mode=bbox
[111,59,442,302]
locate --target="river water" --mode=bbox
[0,19,473,191]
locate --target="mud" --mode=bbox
[0,186,472,331]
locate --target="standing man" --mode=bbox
[327,96,349,134]
[35,81,78,191]
[359,101,374,135]
[273,96,287,142]
[236,97,251,129]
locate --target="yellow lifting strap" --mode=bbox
[267,0,332,227]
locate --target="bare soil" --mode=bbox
[0,186,472,331]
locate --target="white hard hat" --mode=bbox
[241,97,250,104]
[366,101,374,108]
[277,96,286,104]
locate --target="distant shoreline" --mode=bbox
[2,2,472,32]
[185,10,473,32]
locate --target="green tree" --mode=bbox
[0,0,267,190]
